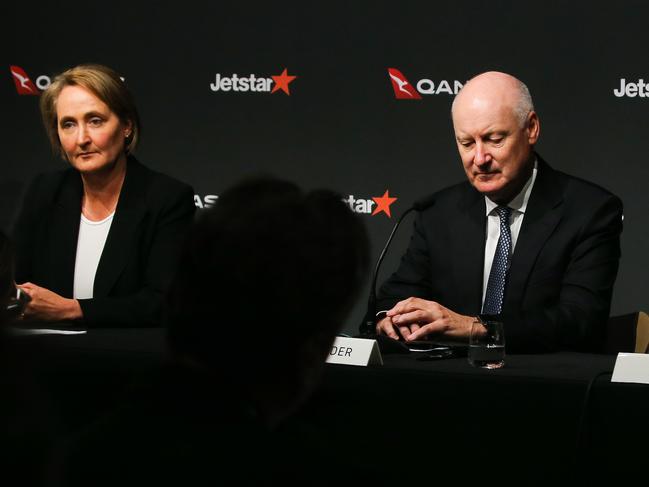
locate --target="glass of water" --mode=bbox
[468,319,505,369]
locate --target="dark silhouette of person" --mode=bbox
[59,177,370,486]
[0,231,60,486]
[0,231,19,323]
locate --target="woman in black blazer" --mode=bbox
[12,64,195,327]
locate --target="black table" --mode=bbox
[303,352,646,481]
[15,328,649,481]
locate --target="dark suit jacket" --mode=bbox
[12,157,195,327]
[377,158,623,352]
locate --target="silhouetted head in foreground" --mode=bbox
[0,232,16,326]
[167,177,369,427]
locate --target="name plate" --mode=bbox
[611,353,649,384]
[326,336,383,367]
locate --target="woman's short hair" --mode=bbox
[39,64,141,158]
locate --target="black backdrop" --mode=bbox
[5,1,649,333]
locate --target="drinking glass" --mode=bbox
[468,319,505,369]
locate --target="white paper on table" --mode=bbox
[10,328,87,336]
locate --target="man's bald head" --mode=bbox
[452,72,534,128]
[451,71,540,203]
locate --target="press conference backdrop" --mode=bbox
[5,1,648,333]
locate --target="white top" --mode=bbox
[73,212,114,300]
[482,160,538,307]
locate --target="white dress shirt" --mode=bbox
[73,212,114,299]
[482,160,538,307]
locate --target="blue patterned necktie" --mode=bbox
[482,206,512,315]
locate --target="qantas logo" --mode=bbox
[388,67,464,99]
[10,66,41,95]
[11,66,126,96]
[194,194,219,209]
[388,68,421,99]
[210,68,297,95]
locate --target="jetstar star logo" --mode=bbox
[372,190,398,217]
[388,67,464,99]
[343,190,398,218]
[210,68,297,95]
[10,66,40,95]
[271,68,297,95]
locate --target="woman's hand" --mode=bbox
[17,282,83,322]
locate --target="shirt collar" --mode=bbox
[484,158,538,216]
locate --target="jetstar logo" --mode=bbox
[613,78,649,98]
[10,66,42,95]
[210,68,297,95]
[343,190,398,218]
[388,67,464,99]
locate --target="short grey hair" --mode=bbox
[512,79,535,127]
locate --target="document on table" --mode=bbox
[10,327,87,336]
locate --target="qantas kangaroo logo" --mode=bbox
[10,66,40,95]
[387,68,421,99]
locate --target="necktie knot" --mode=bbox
[496,206,511,223]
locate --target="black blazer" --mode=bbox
[12,158,196,327]
[377,157,623,352]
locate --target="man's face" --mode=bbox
[453,96,539,203]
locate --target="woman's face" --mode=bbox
[56,85,131,175]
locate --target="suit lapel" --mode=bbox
[452,186,486,312]
[48,171,83,297]
[93,159,147,297]
[504,159,564,311]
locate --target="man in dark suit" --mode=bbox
[376,71,622,352]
